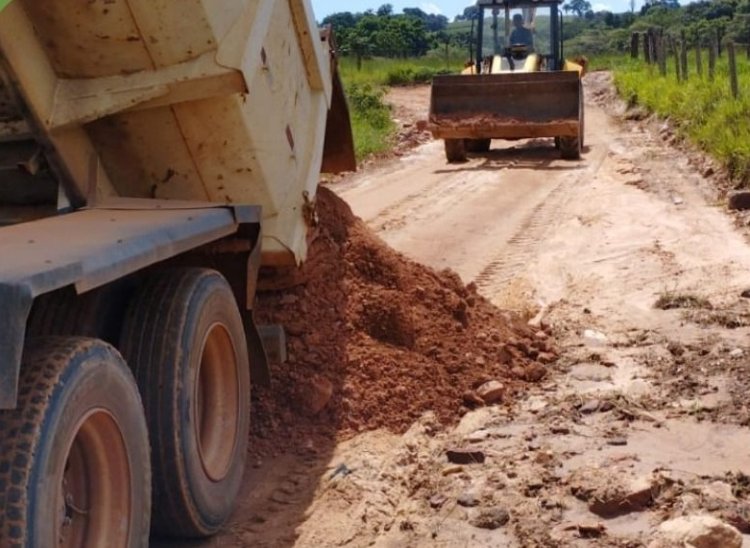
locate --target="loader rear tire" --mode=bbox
[465,138,491,153]
[559,135,581,160]
[120,268,250,539]
[0,337,151,548]
[445,139,467,163]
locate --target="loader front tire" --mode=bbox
[120,268,250,539]
[465,138,491,153]
[559,135,581,160]
[445,139,467,163]
[0,338,151,548]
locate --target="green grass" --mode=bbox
[340,55,465,161]
[609,54,750,184]
[340,55,465,86]
[345,82,395,161]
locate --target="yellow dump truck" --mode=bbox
[0,1,354,544]
[429,0,584,162]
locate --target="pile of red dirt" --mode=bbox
[251,187,555,455]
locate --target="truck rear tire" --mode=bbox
[120,268,250,539]
[445,139,467,163]
[0,337,151,548]
[27,283,134,345]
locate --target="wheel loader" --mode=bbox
[429,0,585,163]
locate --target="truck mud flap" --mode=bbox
[321,65,356,174]
[429,71,581,140]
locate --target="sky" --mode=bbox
[311,0,641,20]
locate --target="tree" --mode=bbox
[457,6,480,21]
[565,0,593,17]
[377,4,393,17]
[321,11,358,31]
[346,32,374,70]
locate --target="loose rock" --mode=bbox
[583,329,608,346]
[299,376,333,415]
[470,507,510,529]
[457,492,480,507]
[579,400,601,414]
[447,449,486,465]
[649,515,742,548]
[587,476,655,518]
[476,380,505,404]
[728,191,750,211]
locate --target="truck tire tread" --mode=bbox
[120,268,250,539]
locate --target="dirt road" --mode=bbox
[200,74,750,547]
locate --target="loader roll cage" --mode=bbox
[474,0,564,74]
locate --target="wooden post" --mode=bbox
[643,32,651,63]
[717,28,722,56]
[728,41,739,98]
[680,31,688,80]
[649,29,657,64]
[708,36,717,81]
[696,43,703,77]
[658,31,667,76]
[631,32,639,59]
[672,36,681,81]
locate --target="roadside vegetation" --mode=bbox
[340,56,464,161]
[611,55,750,183]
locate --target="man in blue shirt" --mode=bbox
[509,14,534,50]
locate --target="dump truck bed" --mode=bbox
[0,0,354,265]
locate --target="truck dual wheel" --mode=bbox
[0,338,151,547]
[26,283,134,345]
[120,268,250,538]
[444,139,467,163]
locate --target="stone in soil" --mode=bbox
[728,191,750,211]
[446,448,486,465]
[470,507,510,529]
[457,492,480,507]
[476,380,505,404]
[649,515,742,548]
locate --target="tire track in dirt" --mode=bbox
[473,143,610,297]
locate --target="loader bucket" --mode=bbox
[429,71,581,141]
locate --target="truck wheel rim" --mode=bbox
[195,323,240,482]
[58,410,131,547]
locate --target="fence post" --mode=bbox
[696,43,703,77]
[708,36,717,81]
[643,32,651,63]
[658,31,667,76]
[631,32,639,59]
[728,41,739,98]
[680,31,688,80]
[717,28,723,57]
[672,36,681,81]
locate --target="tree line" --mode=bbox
[323,0,750,63]
[322,4,468,66]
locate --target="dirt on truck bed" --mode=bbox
[252,187,553,455]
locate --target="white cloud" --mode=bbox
[420,2,442,14]
[592,2,612,10]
